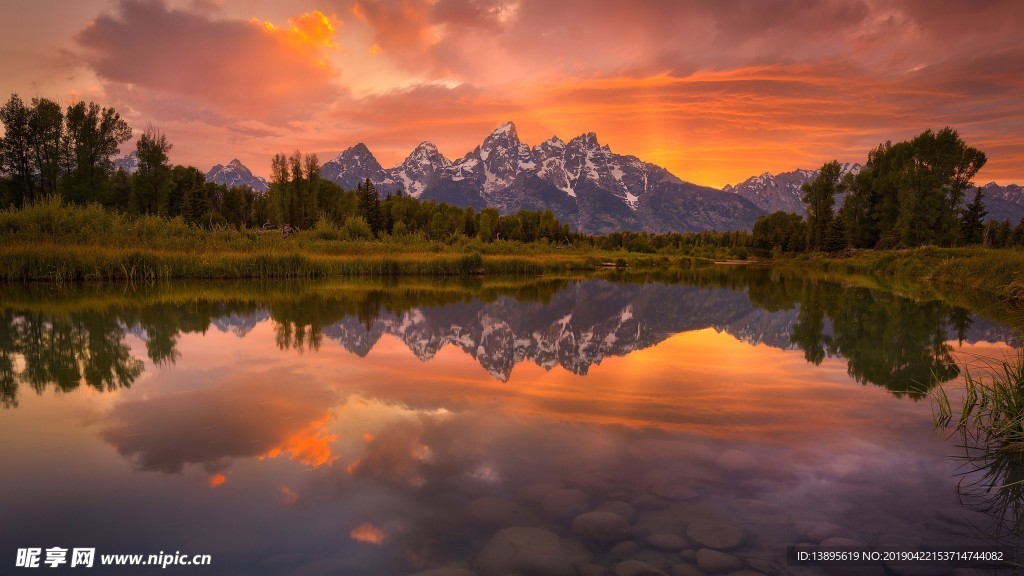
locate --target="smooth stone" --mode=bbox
[573,511,631,543]
[514,547,576,576]
[577,564,611,576]
[715,450,756,472]
[677,549,697,563]
[542,488,589,519]
[695,549,743,574]
[466,497,537,528]
[794,521,845,543]
[614,559,669,576]
[632,495,670,510]
[647,533,690,551]
[820,536,865,547]
[726,572,766,576]
[671,564,706,576]
[685,523,745,550]
[409,569,476,576]
[475,527,560,576]
[598,500,638,523]
[558,537,594,565]
[610,541,642,559]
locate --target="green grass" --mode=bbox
[935,349,1024,455]
[0,198,713,281]
[778,247,1024,303]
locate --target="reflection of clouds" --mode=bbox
[100,367,339,474]
[350,523,386,545]
[260,414,339,468]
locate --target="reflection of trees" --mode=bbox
[0,309,143,408]
[789,282,962,398]
[0,279,573,407]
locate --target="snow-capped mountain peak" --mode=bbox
[314,122,764,233]
[205,159,269,193]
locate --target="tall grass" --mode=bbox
[787,247,1024,303]
[935,350,1024,454]
[0,198,692,282]
[933,350,1024,556]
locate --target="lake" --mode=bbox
[1,268,1020,575]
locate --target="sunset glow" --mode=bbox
[1,1,1020,187]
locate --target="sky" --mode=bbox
[1,0,1022,188]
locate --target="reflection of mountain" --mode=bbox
[211,310,270,337]
[319,278,1016,389]
[1,274,1019,407]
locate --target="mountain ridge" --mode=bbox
[319,122,763,234]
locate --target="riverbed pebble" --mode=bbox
[647,533,690,551]
[513,547,576,576]
[597,500,638,523]
[573,511,631,542]
[465,497,538,528]
[670,564,706,576]
[613,559,669,576]
[695,549,744,573]
[474,527,560,576]
[685,523,745,550]
[542,488,589,519]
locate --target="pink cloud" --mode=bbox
[76,0,344,124]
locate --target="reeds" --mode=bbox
[934,350,1024,454]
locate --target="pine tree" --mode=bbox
[356,178,383,236]
[959,188,987,245]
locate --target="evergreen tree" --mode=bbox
[959,188,987,245]
[356,178,383,236]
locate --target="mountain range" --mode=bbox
[110,123,1024,232]
[724,164,1024,223]
[319,122,764,234]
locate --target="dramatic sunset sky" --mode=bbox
[2,0,1021,187]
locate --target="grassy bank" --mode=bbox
[779,247,1024,302]
[0,199,711,282]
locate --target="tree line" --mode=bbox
[0,93,573,243]
[752,127,1024,256]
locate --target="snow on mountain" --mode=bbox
[205,159,269,193]
[723,163,862,215]
[113,151,139,174]
[316,121,763,234]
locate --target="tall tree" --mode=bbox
[356,178,383,236]
[801,160,842,251]
[61,101,131,204]
[131,127,173,215]
[959,188,987,245]
[0,94,36,205]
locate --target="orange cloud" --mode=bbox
[350,522,386,545]
[208,473,227,487]
[261,413,339,468]
[76,0,343,124]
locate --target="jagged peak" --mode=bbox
[544,136,565,147]
[568,132,601,149]
[484,121,520,145]
[335,143,376,161]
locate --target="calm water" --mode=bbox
[0,269,1021,575]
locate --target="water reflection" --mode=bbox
[1,273,1022,574]
[0,271,1015,409]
